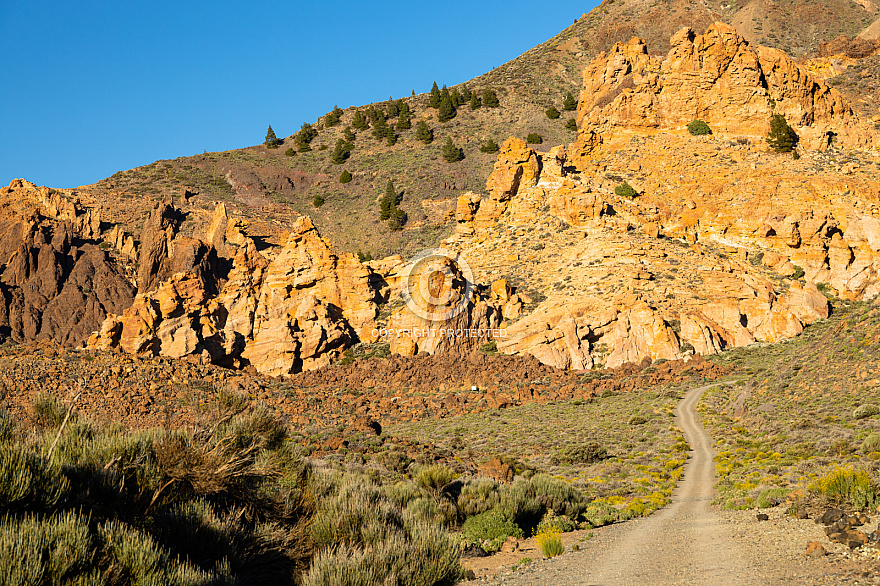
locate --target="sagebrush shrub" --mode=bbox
[461,509,522,552]
[863,433,880,453]
[687,119,712,136]
[854,404,879,420]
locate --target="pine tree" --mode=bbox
[469,92,482,110]
[295,122,317,152]
[387,208,406,231]
[285,147,296,156]
[416,120,433,144]
[343,126,356,142]
[330,138,349,164]
[351,110,369,131]
[386,100,399,118]
[265,125,280,148]
[450,88,464,107]
[429,82,441,108]
[461,86,472,103]
[385,125,397,146]
[563,91,577,111]
[339,170,352,183]
[565,118,578,131]
[325,105,344,127]
[482,89,500,107]
[312,194,325,208]
[380,180,400,220]
[526,133,543,144]
[766,114,798,153]
[397,111,411,130]
[442,136,462,162]
[546,106,561,119]
[438,96,456,123]
[372,117,389,140]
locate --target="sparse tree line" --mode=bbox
[261,82,503,166]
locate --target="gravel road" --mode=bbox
[482,384,801,585]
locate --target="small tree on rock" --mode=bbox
[479,139,499,153]
[766,114,798,153]
[442,136,462,162]
[416,120,433,144]
[615,181,638,198]
[563,91,578,111]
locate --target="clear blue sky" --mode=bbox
[0,1,598,188]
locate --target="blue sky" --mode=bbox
[0,1,598,188]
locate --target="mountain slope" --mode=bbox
[68,0,879,260]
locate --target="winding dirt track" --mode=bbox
[579,383,758,585]
[499,384,765,585]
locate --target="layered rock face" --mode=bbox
[0,180,135,346]
[90,212,379,376]
[446,25,880,369]
[575,22,875,150]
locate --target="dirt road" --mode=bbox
[486,384,772,585]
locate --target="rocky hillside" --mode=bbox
[81,24,880,377]
[3,17,879,376]
[64,0,880,260]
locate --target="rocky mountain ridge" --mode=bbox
[4,22,879,377]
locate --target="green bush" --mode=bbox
[756,487,790,508]
[863,433,880,453]
[614,181,638,198]
[565,118,577,131]
[482,88,500,108]
[563,91,577,111]
[545,106,561,119]
[687,120,712,136]
[809,466,879,510]
[854,404,879,420]
[551,442,608,465]
[628,415,647,425]
[526,133,543,144]
[339,170,352,184]
[284,147,296,157]
[413,465,456,501]
[479,139,499,154]
[313,195,325,208]
[460,509,522,552]
[305,524,464,586]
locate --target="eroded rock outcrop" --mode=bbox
[0,179,135,346]
[576,22,876,150]
[91,213,379,376]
